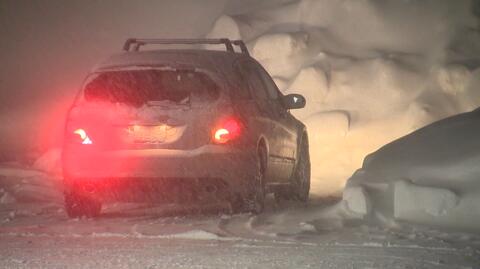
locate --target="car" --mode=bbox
[62,38,310,217]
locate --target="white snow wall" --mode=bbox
[206,0,480,196]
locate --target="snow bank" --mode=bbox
[252,33,308,61]
[0,165,63,205]
[206,15,241,41]
[166,229,223,240]
[393,180,458,218]
[205,0,480,196]
[435,65,472,96]
[91,229,225,241]
[33,148,62,175]
[251,33,309,78]
[343,186,371,216]
[343,109,480,232]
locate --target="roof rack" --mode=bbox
[232,40,249,55]
[123,38,249,56]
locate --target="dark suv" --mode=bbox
[62,38,310,217]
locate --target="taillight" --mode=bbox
[72,128,93,144]
[212,118,242,144]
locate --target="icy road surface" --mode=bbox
[0,164,479,268]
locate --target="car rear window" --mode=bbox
[83,69,219,107]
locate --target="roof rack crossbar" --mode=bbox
[232,40,249,56]
[123,38,239,53]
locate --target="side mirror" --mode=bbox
[282,93,306,109]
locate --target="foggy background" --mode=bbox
[0,0,227,158]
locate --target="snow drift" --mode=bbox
[343,108,480,232]
[205,0,480,196]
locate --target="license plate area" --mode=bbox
[127,125,167,143]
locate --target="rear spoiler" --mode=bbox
[123,38,249,56]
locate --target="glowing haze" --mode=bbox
[0,0,226,157]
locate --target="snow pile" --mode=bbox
[0,166,63,205]
[90,229,225,240]
[165,229,223,240]
[343,108,480,232]
[33,148,62,175]
[206,0,480,196]
[393,180,459,218]
[343,186,370,216]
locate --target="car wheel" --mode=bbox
[273,187,290,203]
[292,135,311,202]
[242,146,267,214]
[64,192,102,218]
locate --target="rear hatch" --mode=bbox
[67,67,227,150]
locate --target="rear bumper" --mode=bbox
[62,145,255,198]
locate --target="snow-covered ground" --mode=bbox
[0,164,479,268]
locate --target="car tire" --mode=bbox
[292,135,311,202]
[273,187,290,203]
[64,192,102,218]
[238,146,267,214]
[275,135,310,203]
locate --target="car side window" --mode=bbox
[237,62,269,100]
[232,64,252,99]
[257,65,279,100]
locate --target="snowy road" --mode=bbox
[0,165,479,268]
[2,234,477,269]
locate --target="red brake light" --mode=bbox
[212,118,242,144]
